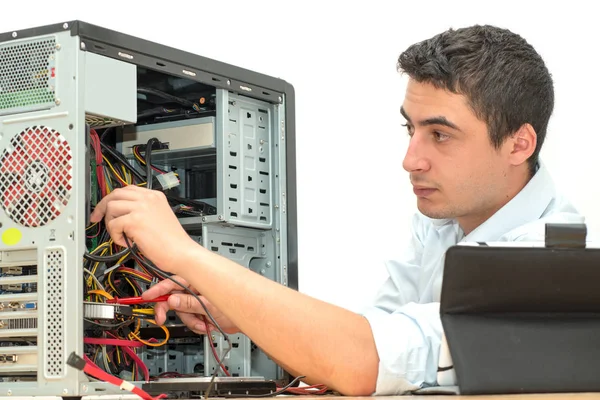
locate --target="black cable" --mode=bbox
[137,87,195,108]
[99,142,145,182]
[84,248,130,263]
[99,127,115,142]
[83,318,134,330]
[144,138,161,190]
[133,145,169,174]
[232,376,305,398]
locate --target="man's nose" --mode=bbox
[402,134,431,173]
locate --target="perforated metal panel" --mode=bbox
[44,248,65,379]
[224,92,273,228]
[0,126,73,227]
[0,36,57,113]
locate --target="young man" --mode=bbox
[90,25,584,395]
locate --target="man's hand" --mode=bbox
[143,276,241,335]
[89,185,200,274]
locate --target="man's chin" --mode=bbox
[417,202,451,220]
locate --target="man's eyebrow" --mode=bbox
[400,106,411,123]
[400,106,462,132]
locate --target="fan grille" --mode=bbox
[0,126,73,227]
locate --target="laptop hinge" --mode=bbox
[544,223,587,248]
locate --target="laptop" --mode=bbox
[439,231,600,395]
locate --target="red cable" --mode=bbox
[68,352,165,400]
[106,295,170,305]
[90,129,106,198]
[84,337,144,347]
[121,345,150,382]
[83,338,150,381]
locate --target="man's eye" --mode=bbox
[434,131,450,142]
[402,123,414,136]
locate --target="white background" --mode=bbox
[6,1,599,313]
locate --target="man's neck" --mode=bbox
[458,167,534,236]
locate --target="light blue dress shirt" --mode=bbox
[361,161,585,395]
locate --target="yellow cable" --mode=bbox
[132,308,155,316]
[129,320,169,347]
[88,289,114,300]
[124,277,139,296]
[116,253,129,266]
[116,346,121,365]
[119,269,152,283]
[103,156,128,186]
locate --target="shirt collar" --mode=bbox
[425,161,555,241]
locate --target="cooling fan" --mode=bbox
[0,126,73,227]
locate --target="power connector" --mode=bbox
[153,172,180,191]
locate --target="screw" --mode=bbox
[274,205,279,209]
[218,215,224,221]
[260,269,266,275]
[56,43,61,50]
[80,42,86,50]
[278,96,282,102]
[11,32,17,38]
[62,389,68,395]
[82,385,88,392]
[55,99,61,105]
[7,390,11,396]
[202,216,207,222]
[63,23,69,29]
[227,80,231,85]
[260,139,265,145]
[266,262,272,268]
[283,265,287,271]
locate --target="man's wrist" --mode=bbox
[167,238,208,276]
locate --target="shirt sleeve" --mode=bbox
[360,213,443,395]
[362,302,443,395]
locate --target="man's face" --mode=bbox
[401,79,513,232]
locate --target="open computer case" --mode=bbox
[0,20,297,398]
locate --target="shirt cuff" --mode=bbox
[362,302,443,395]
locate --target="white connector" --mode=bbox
[155,171,180,190]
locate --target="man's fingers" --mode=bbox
[103,200,138,224]
[178,312,209,335]
[154,302,170,325]
[168,293,208,315]
[142,277,190,300]
[90,186,146,222]
[104,215,131,248]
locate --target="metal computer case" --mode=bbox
[0,20,297,397]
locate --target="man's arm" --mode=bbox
[89,186,433,395]
[173,245,379,395]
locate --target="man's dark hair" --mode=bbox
[398,25,553,175]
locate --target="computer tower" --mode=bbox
[0,20,297,397]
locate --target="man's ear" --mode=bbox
[507,123,537,166]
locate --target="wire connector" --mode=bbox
[67,352,86,371]
[153,172,180,191]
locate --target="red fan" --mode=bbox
[0,126,73,227]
